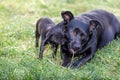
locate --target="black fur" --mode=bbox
[35,17,66,59]
[60,9,120,68]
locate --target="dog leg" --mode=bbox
[71,44,97,68]
[52,44,58,58]
[61,53,72,67]
[39,38,47,59]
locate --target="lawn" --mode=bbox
[0,0,120,80]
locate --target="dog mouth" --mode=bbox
[69,46,84,55]
[69,48,80,54]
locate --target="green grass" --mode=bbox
[0,0,120,80]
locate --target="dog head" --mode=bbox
[44,22,66,45]
[61,11,102,53]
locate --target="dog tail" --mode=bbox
[36,19,39,33]
[35,19,41,47]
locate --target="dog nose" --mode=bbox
[73,44,80,51]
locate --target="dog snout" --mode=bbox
[73,44,81,51]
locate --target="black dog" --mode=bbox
[35,17,66,59]
[60,9,120,68]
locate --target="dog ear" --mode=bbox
[89,19,102,34]
[61,11,74,25]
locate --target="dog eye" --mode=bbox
[80,33,85,39]
[70,31,74,35]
